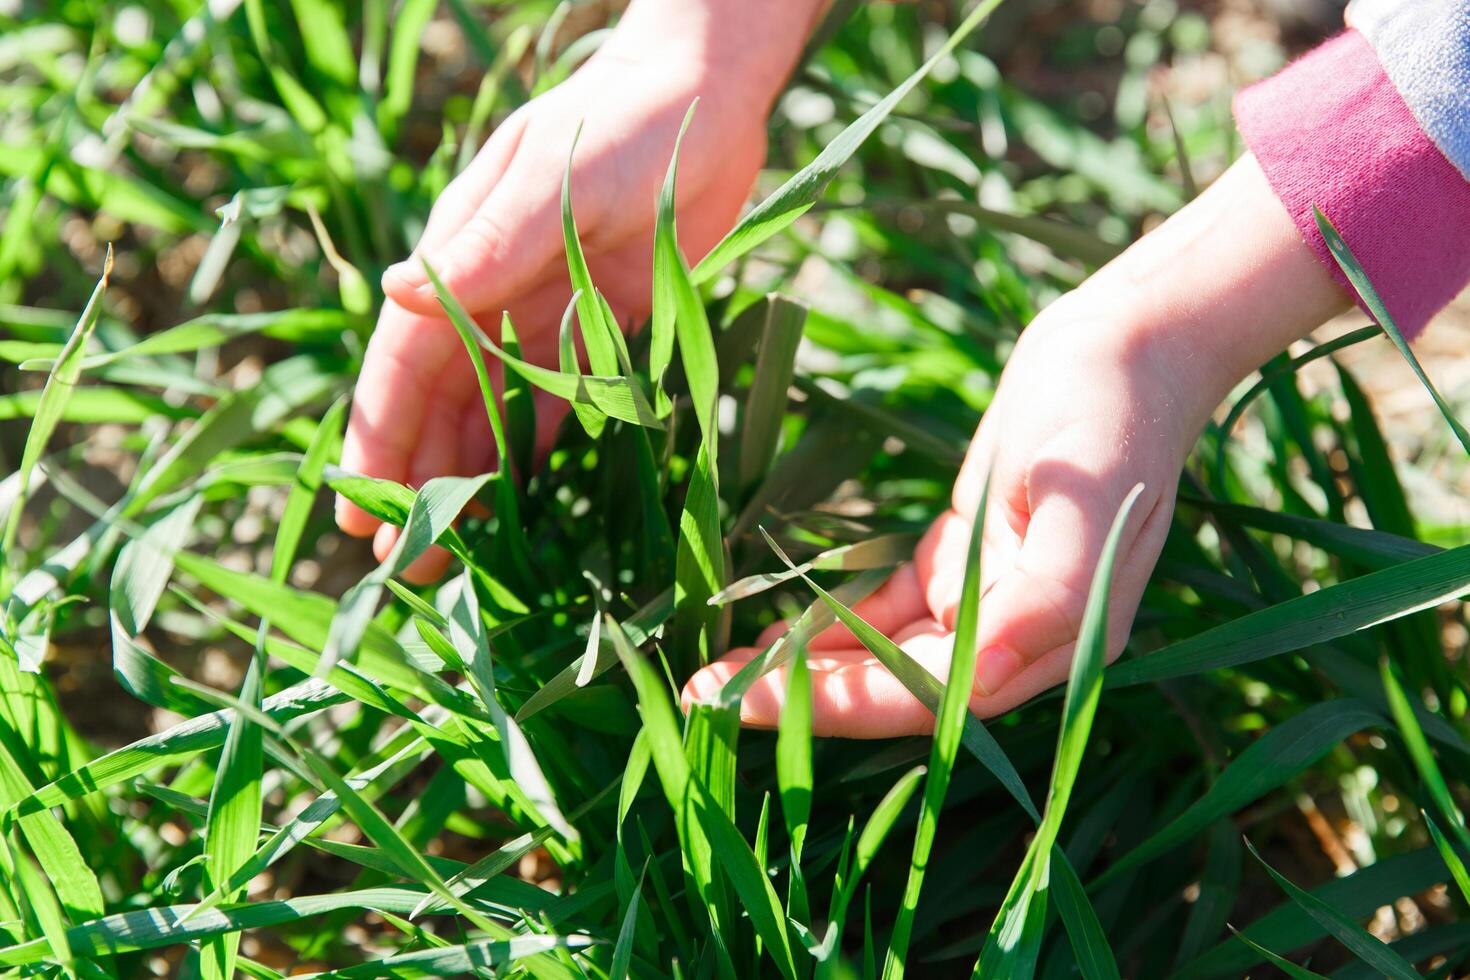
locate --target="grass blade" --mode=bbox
[691,0,1005,282]
[1,246,112,581]
[200,652,264,980]
[885,476,992,980]
[1107,543,1470,687]
[975,485,1142,978]
[1313,208,1470,455]
[1243,837,1419,980]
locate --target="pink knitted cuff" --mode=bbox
[1235,30,1470,338]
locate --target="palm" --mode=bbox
[684,303,1188,736]
[338,50,769,578]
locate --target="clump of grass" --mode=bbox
[1,2,1470,978]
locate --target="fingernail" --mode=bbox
[384,259,425,288]
[974,645,1023,697]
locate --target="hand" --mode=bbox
[683,291,1193,735]
[336,1,816,581]
[683,153,1353,736]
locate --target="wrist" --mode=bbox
[1078,153,1352,436]
[606,0,826,102]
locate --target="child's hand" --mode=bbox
[684,153,1354,735]
[684,292,1192,735]
[337,1,820,579]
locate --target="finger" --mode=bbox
[683,621,952,738]
[383,148,565,317]
[416,109,531,257]
[963,479,1157,698]
[383,110,532,300]
[337,302,467,537]
[799,562,929,651]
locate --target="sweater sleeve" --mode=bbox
[1233,25,1470,338]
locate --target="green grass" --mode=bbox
[2,1,1470,977]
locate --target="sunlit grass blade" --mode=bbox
[561,124,621,377]
[1,245,112,582]
[711,533,920,605]
[14,847,74,975]
[0,712,104,922]
[884,475,991,980]
[272,396,345,585]
[690,0,1005,282]
[321,473,491,674]
[17,679,346,817]
[1243,836,1419,980]
[777,644,813,923]
[606,613,799,980]
[657,101,727,668]
[201,652,264,980]
[975,485,1142,979]
[758,530,1038,821]
[1313,208,1470,455]
[424,263,659,428]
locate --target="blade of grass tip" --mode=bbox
[756,532,1038,822]
[883,474,992,980]
[657,101,727,668]
[974,485,1143,980]
[576,608,602,688]
[560,124,620,377]
[200,652,264,980]
[1424,811,1470,908]
[1226,927,1330,980]
[1313,207,1470,455]
[1,244,112,583]
[689,0,1006,282]
[1243,836,1420,980]
[648,100,698,415]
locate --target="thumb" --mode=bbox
[963,484,1152,697]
